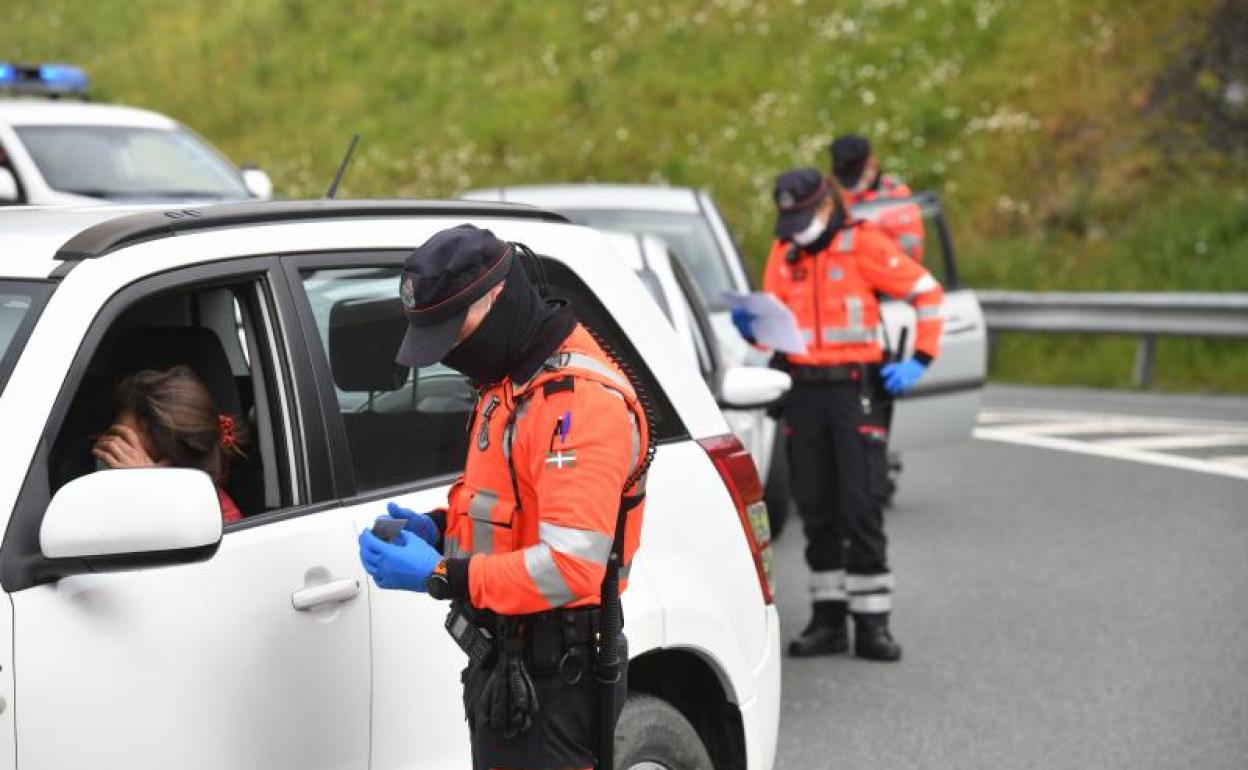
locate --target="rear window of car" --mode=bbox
[563,209,736,308]
[0,280,53,395]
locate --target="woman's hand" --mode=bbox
[92,424,160,469]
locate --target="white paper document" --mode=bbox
[722,291,808,355]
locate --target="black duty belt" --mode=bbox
[790,364,866,383]
[512,606,600,671]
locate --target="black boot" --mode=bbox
[854,613,902,662]
[788,601,849,657]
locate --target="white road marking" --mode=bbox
[1098,434,1248,451]
[974,408,1248,482]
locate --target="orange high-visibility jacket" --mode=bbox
[762,220,944,367]
[845,174,925,262]
[441,325,649,616]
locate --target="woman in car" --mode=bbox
[91,365,247,523]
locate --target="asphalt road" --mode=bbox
[772,385,1248,770]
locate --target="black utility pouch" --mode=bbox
[525,615,563,672]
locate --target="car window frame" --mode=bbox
[0,257,328,592]
[280,249,472,506]
[665,251,725,394]
[849,192,962,289]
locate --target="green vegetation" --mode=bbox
[4,0,1245,391]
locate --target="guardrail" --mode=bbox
[977,291,1248,388]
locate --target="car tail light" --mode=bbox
[698,434,774,604]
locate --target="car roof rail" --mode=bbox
[55,199,570,261]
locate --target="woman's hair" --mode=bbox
[114,365,246,485]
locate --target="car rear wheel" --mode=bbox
[615,693,713,770]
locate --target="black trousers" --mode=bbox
[785,376,894,613]
[464,637,627,770]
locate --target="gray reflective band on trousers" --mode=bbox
[849,593,891,613]
[811,569,847,601]
[469,489,501,555]
[524,543,577,607]
[916,304,941,320]
[846,573,894,592]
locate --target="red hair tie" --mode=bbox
[218,414,238,451]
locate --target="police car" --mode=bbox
[0,200,780,770]
[0,62,271,206]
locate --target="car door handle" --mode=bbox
[292,578,361,611]
[943,316,979,336]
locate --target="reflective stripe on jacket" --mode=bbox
[845,174,925,262]
[442,324,648,615]
[762,220,944,367]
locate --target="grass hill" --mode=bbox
[4,0,1246,390]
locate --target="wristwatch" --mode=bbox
[426,559,451,600]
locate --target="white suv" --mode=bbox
[0,201,779,770]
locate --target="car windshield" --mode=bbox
[566,209,735,306]
[14,124,249,201]
[0,281,52,395]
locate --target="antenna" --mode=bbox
[325,134,360,199]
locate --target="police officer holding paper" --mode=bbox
[358,225,650,770]
[733,169,944,661]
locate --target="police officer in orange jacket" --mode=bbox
[831,133,925,262]
[734,168,943,661]
[358,225,649,770]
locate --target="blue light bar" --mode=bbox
[0,61,90,97]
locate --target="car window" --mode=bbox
[0,281,52,394]
[564,209,735,305]
[14,125,248,201]
[47,277,295,519]
[298,266,474,493]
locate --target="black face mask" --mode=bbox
[441,261,572,385]
[798,208,846,255]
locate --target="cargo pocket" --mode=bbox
[466,487,515,555]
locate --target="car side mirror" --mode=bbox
[40,468,223,577]
[0,167,19,204]
[241,167,273,200]
[718,366,792,410]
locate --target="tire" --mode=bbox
[614,693,714,770]
[763,431,791,537]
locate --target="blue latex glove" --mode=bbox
[731,306,757,344]
[379,501,439,547]
[358,529,441,592]
[881,358,927,396]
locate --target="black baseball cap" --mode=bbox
[773,167,829,239]
[830,134,871,187]
[396,224,513,368]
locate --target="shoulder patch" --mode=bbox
[542,376,575,397]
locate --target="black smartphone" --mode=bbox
[372,518,406,543]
